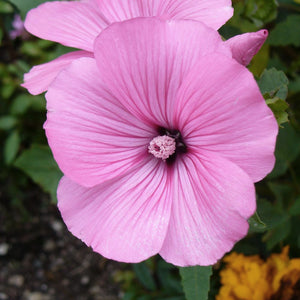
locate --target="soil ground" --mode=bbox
[0,187,122,300]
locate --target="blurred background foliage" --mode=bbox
[0,0,299,299]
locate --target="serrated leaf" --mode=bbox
[268,15,300,47]
[258,68,289,100]
[180,266,212,300]
[4,130,20,164]
[266,97,289,126]
[14,144,62,202]
[248,212,267,233]
[133,262,156,291]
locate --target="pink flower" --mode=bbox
[9,15,25,40]
[44,18,278,266]
[21,0,267,95]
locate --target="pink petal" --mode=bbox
[22,51,93,95]
[24,1,108,51]
[94,18,231,129]
[159,152,256,266]
[45,57,155,187]
[174,53,278,182]
[58,159,172,263]
[225,29,268,66]
[96,0,233,29]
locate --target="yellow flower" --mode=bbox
[216,246,300,300]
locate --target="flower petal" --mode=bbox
[94,18,231,129]
[96,0,233,29]
[159,152,256,266]
[225,29,268,66]
[45,57,155,187]
[22,51,93,95]
[58,159,172,263]
[174,53,278,182]
[24,1,108,51]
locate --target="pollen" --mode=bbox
[148,135,176,160]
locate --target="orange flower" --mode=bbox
[217,247,300,300]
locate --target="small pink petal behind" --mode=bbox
[45,57,155,187]
[94,18,231,129]
[96,0,233,29]
[22,51,93,95]
[159,152,256,266]
[24,1,108,51]
[58,159,172,263]
[225,29,268,66]
[174,53,278,182]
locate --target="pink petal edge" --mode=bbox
[159,152,256,266]
[24,1,108,51]
[22,51,93,95]
[58,159,172,263]
[96,0,233,30]
[174,53,278,182]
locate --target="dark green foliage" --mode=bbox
[14,144,62,202]
[1,0,300,299]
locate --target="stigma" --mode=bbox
[148,135,176,160]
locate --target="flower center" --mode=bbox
[148,127,187,164]
[148,135,176,160]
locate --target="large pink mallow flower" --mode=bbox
[44,18,278,266]
[22,0,267,95]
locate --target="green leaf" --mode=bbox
[244,0,278,26]
[267,182,293,208]
[0,116,17,130]
[257,198,288,229]
[248,212,267,233]
[157,260,183,294]
[14,144,62,202]
[10,94,32,115]
[268,15,300,47]
[257,199,291,250]
[133,262,157,291]
[0,28,3,46]
[289,197,300,216]
[289,77,300,93]
[268,123,300,178]
[0,1,14,13]
[10,94,45,115]
[4,130,20,165]
[263,219,291,250]
[155,297,185,300]
[265,98,289,126]
[258,68,289,100]
[179,266,212,300]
